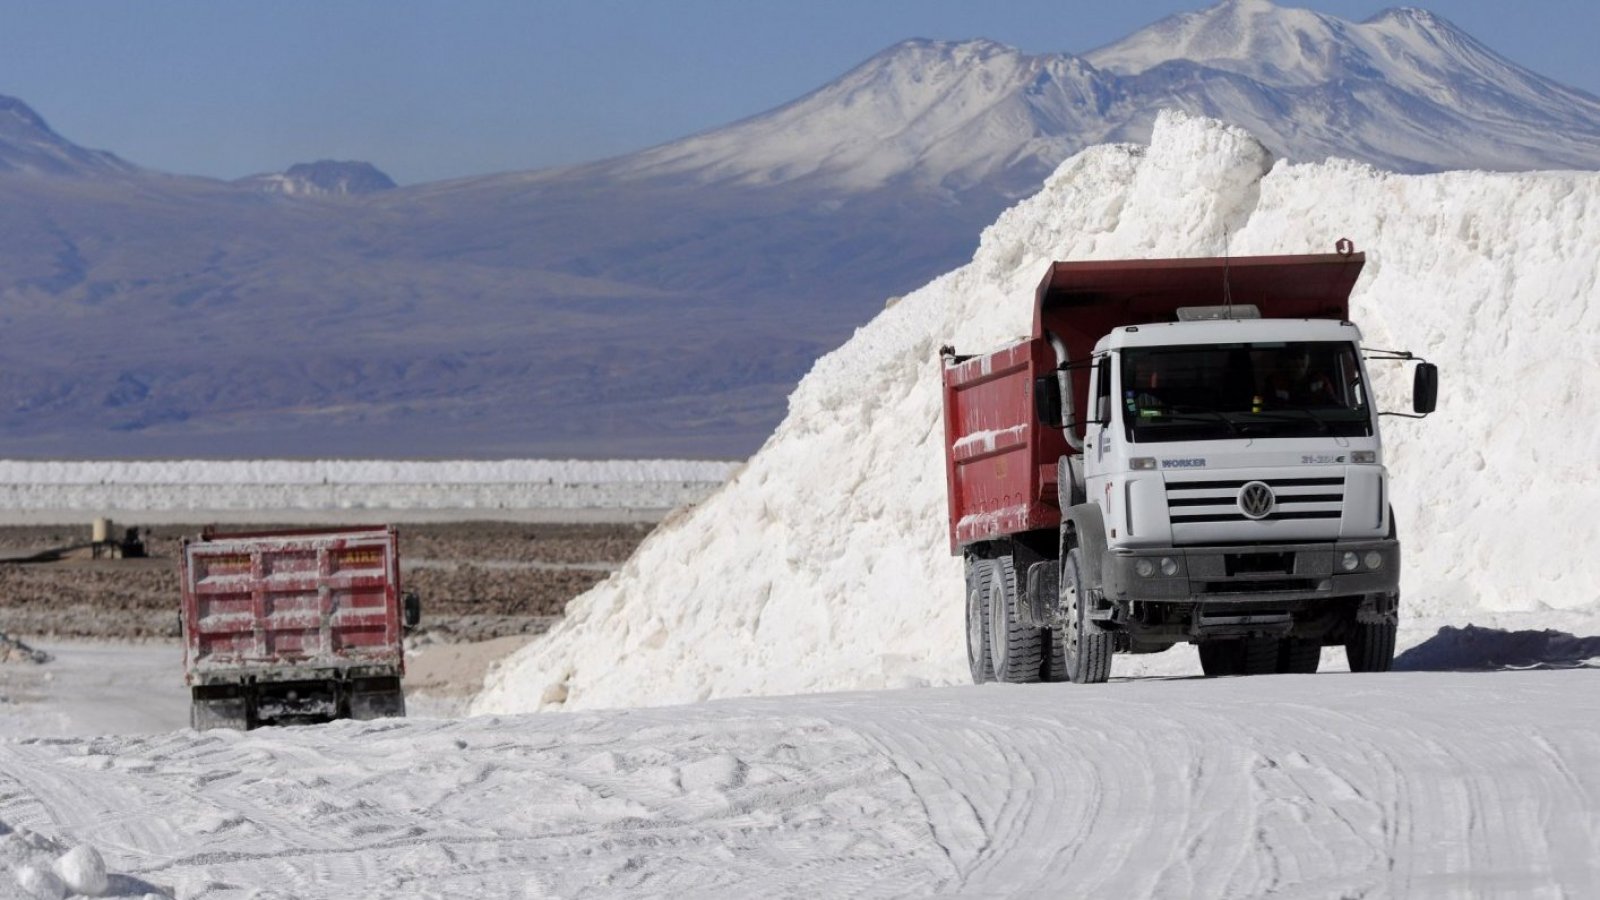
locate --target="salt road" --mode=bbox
[3,669,1598,898]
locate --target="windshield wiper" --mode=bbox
[1161,405,1242,436]
[1248,408,1333,434]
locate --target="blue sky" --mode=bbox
[2,1,1596,185]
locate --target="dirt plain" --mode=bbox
[0,521,652,644]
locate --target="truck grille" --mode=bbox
[1166,476,1344,524]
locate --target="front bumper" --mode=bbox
[1102,539,1400,604]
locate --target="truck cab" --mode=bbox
[941,249,1436,684]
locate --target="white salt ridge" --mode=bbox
[0,459,736,485]
[475,111,1600,714]
[0,458,738,517]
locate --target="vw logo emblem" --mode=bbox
[1238,481,1275,519]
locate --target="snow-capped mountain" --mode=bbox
[608,39,1098,196]
[1,1,1599,460]
[238,160,397,196]
[1081,0,1600,171]
[0,95,136,177]
[607,0,1600,194]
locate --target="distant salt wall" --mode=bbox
[0,459,738,522]
[475,111,1600,715]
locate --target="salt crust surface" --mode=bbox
[469,110,1595,712]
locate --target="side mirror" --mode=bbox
[1034,377,1063,428]
[1413,362,1438,415]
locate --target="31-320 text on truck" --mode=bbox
[941,245,1437,683]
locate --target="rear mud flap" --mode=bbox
[191,696,249,731]
[350,676,407,721]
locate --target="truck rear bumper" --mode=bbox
[190,671,406,727]
[189,663,402,687]
[1102,539,1399,605]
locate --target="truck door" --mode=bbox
[1084,353,1117,524]
[1084,353,1113,474]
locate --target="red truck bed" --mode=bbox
[181,526,405,682]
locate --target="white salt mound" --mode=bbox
[2,825,152,899]
[54,845,107,896]
[475,110,1600,714]
[14,864,66,900]
[0,458,736,518]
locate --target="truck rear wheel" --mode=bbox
[965,556,995,684]
[1198,638,1279,676]
[1346,621,1397,672]
[1057,547,1112,684]
[1198,641,1240,677]
[988,555,1044,683]
[1278,639,1321,674]
[1046,627,1068,682]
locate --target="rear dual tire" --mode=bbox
[966,557,996,684]
[966,554,1055,684]
[987,557,1044,683]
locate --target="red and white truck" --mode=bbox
[180,526,420,729]
[941,247,1437,683]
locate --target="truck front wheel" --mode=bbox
[1346,621,1397,672]
[1057,547,1112,684]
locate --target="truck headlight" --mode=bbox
[1135,559,1155,577]
[1160,557,1179,576]
[1130,457,1157,471]
[1351,450,1377,464]
[1363,551,1383,570]
[1340,551,1360,572]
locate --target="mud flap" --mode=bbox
[190,693,249,731]
[1063,502,1115,628]
[1356,592,1400,625]
[349,676,407,720]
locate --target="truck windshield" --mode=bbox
[1121,341,1372,443]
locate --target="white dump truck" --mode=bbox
[940,246,1437,683]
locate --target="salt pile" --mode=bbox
[475,111,1600,714]
[0,459,737,520]
[1,824,162,898]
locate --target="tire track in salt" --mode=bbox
[4,671,1600,897]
